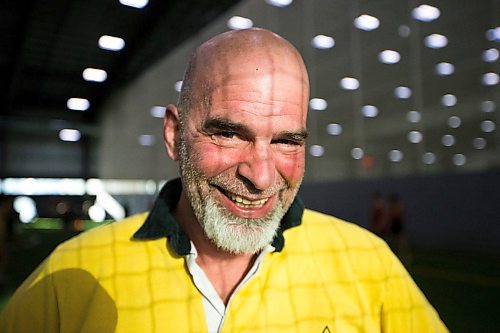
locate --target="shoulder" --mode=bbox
[293,209,386,250]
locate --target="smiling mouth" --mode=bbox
[219,189,269,208]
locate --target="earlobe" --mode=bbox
[164,104,180,161]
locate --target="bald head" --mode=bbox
[178,28,309,121]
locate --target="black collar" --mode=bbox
[132,178,304,255]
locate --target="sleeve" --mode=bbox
[380,251,449,333]
[0,258,61,333]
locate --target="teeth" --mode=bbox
[228,193,268,207]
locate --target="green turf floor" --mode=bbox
[1,229,499,332]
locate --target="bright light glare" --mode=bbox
[351,147,364,160]
[309,98,328,111]
[481,72,499,86]
[354,14,380,31]
[480,100,496,113]
[441,94,457,107]
[361,105,378,117]
[59,129,81,142]
[442,134,455,147]
[422,152,436,165]
[150,106,166,118]
[394,86,412,99]
[119,0,148,8]
[309,145,325,157]
[424,34,448,49]
[485,27,500,41]
[378,50,401,64]
[448,116,461,128]
[83,68,107,82]
[339,77,359,90]
[138,134,155,146]
[435,62,455,76]
[67,98,90,111]
[98,35,125,51]
[453,154,466,166]
[408,131,423,143]
[13,196,37,223]
[227,16,253,30]
[473,137,487,150]
[482,48,499,63]
[412,4,440,22]
[174,80,183,92]
[481,120,496,133]
[326,123,343,135]
[388,150,403,162]
[89,204,106,222]
[311,35,335,49]
[407,111,421,123]
[265,0,293,7]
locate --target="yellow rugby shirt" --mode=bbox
[0,178,448,332]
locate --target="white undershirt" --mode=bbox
[185,242,273,333]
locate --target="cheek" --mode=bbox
[276,153,305,185]
[191,142,240,177]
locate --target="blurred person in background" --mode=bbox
[0,28,447,332]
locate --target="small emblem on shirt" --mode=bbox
[322,326,332,333]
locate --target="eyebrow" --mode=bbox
[202,116,308,141]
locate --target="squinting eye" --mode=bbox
[274,139,300,146]
[218,132,236,139]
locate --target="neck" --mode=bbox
[174,190,258,304]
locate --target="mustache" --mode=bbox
[207,173,289,198]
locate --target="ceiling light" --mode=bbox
[408,131,423,143]
[480,120,496,133]
[119,0,148,9]
[311,35,335,49]
[485,27,500,41]
[326,123,343,135]
[441,94,457,107]
[174,80,183,92]
[98,35,125,51]
[309,98,328,111]
[361,105,378,117]
[138,134,155,146]
[82,68,107,82]
[150,106,166,118]
[480,100,496,113]
[448,116,461,128]
[59,129,81,142]
[309,145,325,157]
[394,86,412,99]
[398,25,411,38]
[265,0,293,7]
[481,72,499,86]
[378,50,401,64]
[435,62,455,76]
[482,48,499,63]
[442,134,455,147]
[227,16,253,30]
[351,147,364,160]
[67,97,90,111]
[388,150,403,162]
[472,137,487,150]
[422,152,436,165]
[339,77,359,90]
[424,34,448,49]
[88,205,106,223]
[407,110,421,123]
[452,154,466,166]
[354,14,380,31]
[412,4,440,22]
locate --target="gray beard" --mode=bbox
[179,140,288,254]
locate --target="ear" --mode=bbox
[164,104,180,161]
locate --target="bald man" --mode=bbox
[0,28,448,333]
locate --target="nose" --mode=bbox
[237,143,276,191]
